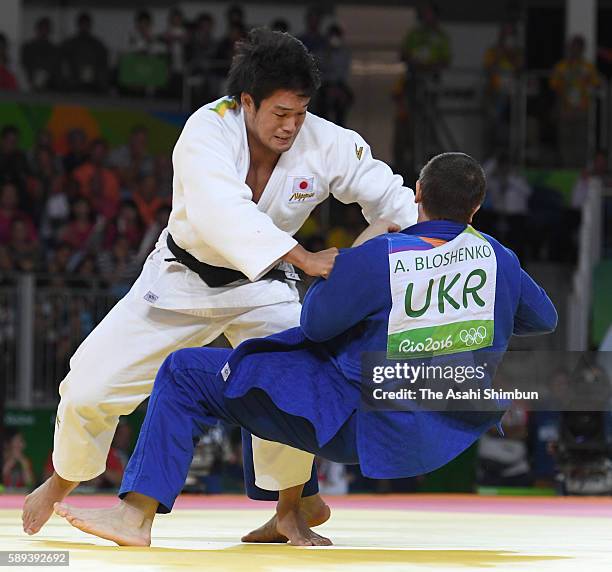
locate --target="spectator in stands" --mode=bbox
[316,458,351,495]
[60,12,109,92]
[58,197,95,251]
[482,152,531,259]
[401,2,451,76]
[0,34,18,92]
[73,138,120,219]
[184,13,218,105]
[299,6,327,59]
[98,235,141,298]
[0,182,35,245]
[161,7,187,96]
[28,145,60,225]
[39,175,70,245]
[483,21,523,152]
[21,17,60,92]
[226,4,246,29]
[477,401,532,487]
[136,204,171,264]
[7,218,41,272]
[0,126,29,193]
[45,242,74,276]
[103,200,143,251]
[109,125,153,191]
[271,19,290,33]
[3,429,34,489]
[550,35,600,168]
[132,174,165,226]
[128,10,164,55]
[571,150,612,208]
[214,22,246,81]
[62,128,89,175]
[318,24,353,127]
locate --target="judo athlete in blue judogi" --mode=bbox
[54,152,558,547]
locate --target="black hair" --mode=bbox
[76,12,91,28]
[418,152,486,224]
[136,10,152,24]
[227,27,321,108]
[1,125,19,138]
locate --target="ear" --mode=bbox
[468,204,481,223]
[241,93,255,112]
[414,180,422,203]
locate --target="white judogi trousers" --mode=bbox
[52,246,314,490]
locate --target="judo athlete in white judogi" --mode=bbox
[22,28,417,536]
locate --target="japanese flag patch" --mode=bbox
[287,176,317,203]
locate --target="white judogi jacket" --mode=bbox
[143,96,417,310]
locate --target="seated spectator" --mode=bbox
[135,204,171,263]
[132,174,166,226]
[97,236,141,298]
[39,175,71,244]
[401,2,451,77]
[27,145,60,225]
[316,458,351,495]
[184,12,218,105]
[299,6,327,60]
[0,182,35,245]
[46,242,74,275]
[0,34,18,91]
[60,12,109,92]
[21,17,60,91]
[109,125,153,191]
[482,153,531,259]
[128,10,165,55]
[318,24,353,127]
[160,7,187,96]
[58,197,95,250]
[271,19,290,33]
[73,138,120,219]
[214,21,246,80]
[7,218,42,271]
[2,429,34,489]
[102,200,143,251]
[550,36,600,167]
[571,149,612,208]
[483,21,523,151]
[0,125,30,193]
[62,128,89,175]
[477,400,532,487]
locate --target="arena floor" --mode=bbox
[0,494,610,571]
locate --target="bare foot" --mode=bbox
[22,474,79,535]
[241,494,332,544]
[276,505,332,546]
[53,501,152,547]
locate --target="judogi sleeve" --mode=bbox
[327,128,418,229]
[301,239,387,342]
[173,110,297,281]
[512,252,558,335]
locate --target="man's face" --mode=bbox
[243,90,310,155]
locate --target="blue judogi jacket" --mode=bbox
[223,220,558,478]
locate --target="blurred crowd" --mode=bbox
[0,123,172,293]
[1,5,353,126]
[391,3,603,172]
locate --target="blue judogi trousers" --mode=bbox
[119,347,358,513]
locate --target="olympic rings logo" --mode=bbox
[459,326,487,346]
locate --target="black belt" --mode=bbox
[166,234,299,287]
